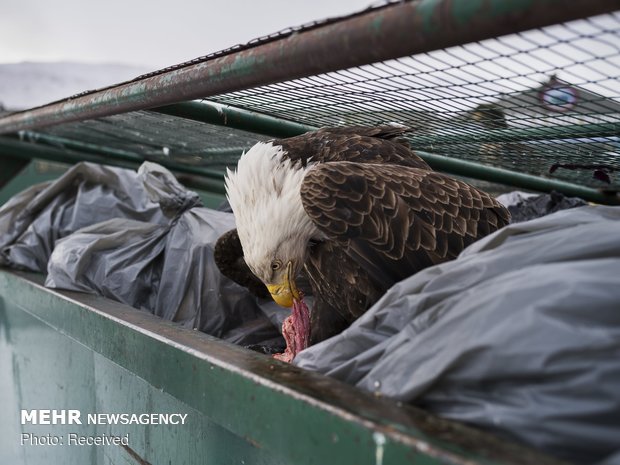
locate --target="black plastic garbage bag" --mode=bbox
[296,206,620,464]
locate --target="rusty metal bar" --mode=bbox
[0,0,617,134]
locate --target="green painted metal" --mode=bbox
[18,130,246,162]
[0,160,69,206]
[4,129,619,204]
[18,131,148,161]
[0,136,231,195]
[0,154,30,189]
[0,155,225,211]
[0,277,285,465]
[148,107,620,204]
[152,101,316,138]
[407,122,620,147]
[0,0,615,134]
[144,108,620,204]
[0,270,566,465]
[417,151,620,204]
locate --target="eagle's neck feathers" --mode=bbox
[225,142,319,281]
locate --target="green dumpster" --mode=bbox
[0,0,618,463]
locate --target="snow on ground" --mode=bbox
[0,62,149,110]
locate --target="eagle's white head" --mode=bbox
[225,141,319,307]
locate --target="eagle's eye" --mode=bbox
[271,260,282,271]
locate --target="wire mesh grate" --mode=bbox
[209,12,620,190]
[21,111,269,170]
[15,9,620,194]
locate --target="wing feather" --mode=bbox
[301,162,510,288]
[273,125,431,170]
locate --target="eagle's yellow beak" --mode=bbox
[266,262,300,308]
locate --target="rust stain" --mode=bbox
[120,444,153,465]
[243,436,263,449]
[0,0,616,135]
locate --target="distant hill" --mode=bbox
[0,62,149,110]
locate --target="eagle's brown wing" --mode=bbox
[301,162,510,290]
[273,125,430,170]
[317,125,411,141]
[214,229,271,299]
[304,240,385,344]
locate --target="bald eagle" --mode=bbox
[216,126,510,361]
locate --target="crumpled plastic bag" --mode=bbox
[497,190,587,223]
[0,162,184,271]
[46,218,167,310]
[296,206,620,464]
[0,161,283,347]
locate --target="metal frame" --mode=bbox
[0,3,618,463]
[153,101,316,138]
[0,0,617,134]
[2,96,619,203]
[418,151,619,203]
[0,136,228,195]
[2,114,618,203]
[1,270,566,465]
[0,0,617,203]
[0,155,29,190]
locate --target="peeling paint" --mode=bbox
[452,0,484,27]
[120,444,153,465]
[373,432,386,465]
[371,15,383,33]
[0,0,614,135]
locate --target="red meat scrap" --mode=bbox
[273,297,311,363]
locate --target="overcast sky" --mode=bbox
[1,2,617,111]
[1,0,375,70]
